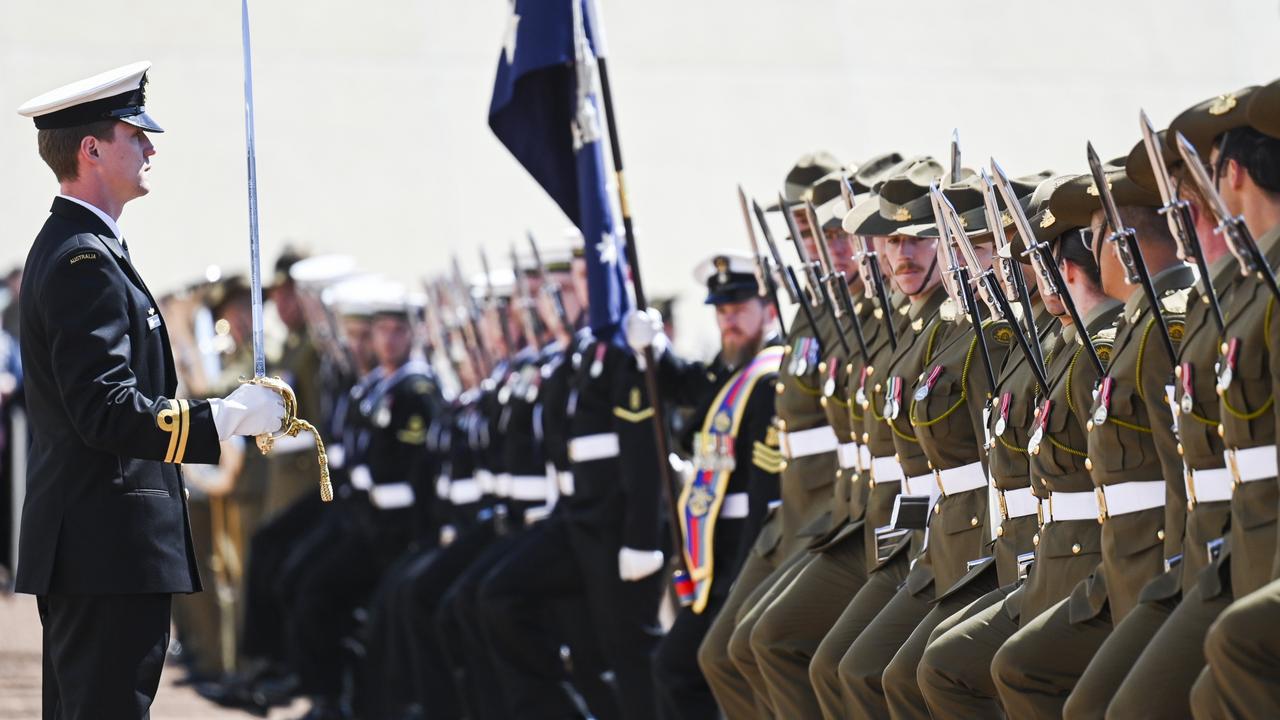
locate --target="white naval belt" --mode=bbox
[1097,480,1165,520]
[997,486,1039,520]
[837,442,862,470]
[934,461,988,496]
[504,474,551,502]
[778,425,839,460]
[369,482,414,510]
[557,471,575,497]
[476,470,497,495]
[1187,466,1234,505]
[350,465,373,491]
[721,492,750,520]
[1046,489,1100,523]
[902,473,936,498]
[869,456,905,484]
[569,433,621,463]
[437,476,481,505]
[1226,446,1279,486]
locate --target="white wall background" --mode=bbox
[3,0,1279,354]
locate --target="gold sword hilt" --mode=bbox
[242,375,333,502]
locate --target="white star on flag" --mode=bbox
[503,5,520,64]
[596,231,619,266]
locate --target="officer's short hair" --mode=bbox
[1125,205,1176,252]
[36,120,117,182]
[1054,228,1102,290]
[1216,126,1280,195]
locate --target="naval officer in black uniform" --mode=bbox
[15,62,287,719]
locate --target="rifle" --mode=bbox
[980,170,1049,383]
[753,198,819,345]
[451,257,491,376]
[780,193,850,357]
[1140,112,1224,331]
[479,248,516,354]
[526,230,572,339]
[1087,142,1178,367]
[805,199,870,363]
[939,188,1049,392]
[1173,132,1280,305]
[930,183,997,397]
[841,177,898,350]
[510,244,545,349]
[738,185,787,336]
[991,159,1106,377]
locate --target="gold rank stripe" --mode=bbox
[753,441,782,462]
[613,406,656,423]
[175,399,191,464]
[157,400,181,463]
[753,441,784,472]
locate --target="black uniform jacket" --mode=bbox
[17,197,221,595]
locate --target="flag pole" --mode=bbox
[586,3,688,582]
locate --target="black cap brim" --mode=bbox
[120,110,164,133]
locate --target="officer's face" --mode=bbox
[343,317,375,374]
[570,258,589,310]
[91,122,155,202]
[825,229,858,280]
[715,298,770,366]
[793,209,820,261]
[883,234,940,297]
[1090,210,1134,302]
[372,316,412,367]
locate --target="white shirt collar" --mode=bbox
[57,194,124,248]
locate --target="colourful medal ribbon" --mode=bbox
[914,365,944,402]
[995,392,1011,437]
[824,355,840,397]
[1180,362,1194,415]
[1217,338,1239,394]
[1093,377,1113,426]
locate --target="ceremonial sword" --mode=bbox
[239,0,332,502]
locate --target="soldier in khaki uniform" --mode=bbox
[1068,91,1261,719]
[916,175,1113,719]
[745,156,908,719]
[991,161,1195,719]
[1182,80,1280,720]
[699,151,847,718]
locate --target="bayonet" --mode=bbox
[992,158,1105,377]
[1140,112,1225,331]
[842,177,898,350]
[940,188,1049,391]
[479,247,515,355]
[806,199,869,363]
[510,244,544,348]
[738,186,787,335]
[1087,142,1178,367]
[1173,132,1280,304]
[782,195,850,356]
[930,184,997,397]
[237,0,330,502]
[949,128,962,187]
[752,199,801,306]
[451,256,491,375]
[980,170,1048,379]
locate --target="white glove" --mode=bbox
[618,546,664,581]
[624,308,667,355]
[210,383,286,441]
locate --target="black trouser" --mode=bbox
[652,600,720,720]
[566,498,665,720]
[479,515,620,720]
[358,543,438,719]
[38,592,171,720]
[240,491,327,663]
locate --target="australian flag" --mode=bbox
[489,0,631,340]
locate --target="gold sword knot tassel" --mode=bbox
[243,375,333,502]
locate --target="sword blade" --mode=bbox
[241,0,266,378]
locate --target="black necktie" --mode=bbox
[119,236,131,262]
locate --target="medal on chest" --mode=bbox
[1179,362,1194,415]
[1092,377,1113,427]
[375,401,392,428]
[589,343,607,378]
[884,376,903,420]
[855,366,871,409]
[823,356,840,397]
[914,365,944,403]
[994,392,1011,437]
[1216,338,1239,395]
[1027,398,1051,455]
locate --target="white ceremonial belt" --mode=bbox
[870,456,905,484]
[449,478,482,505]
[557,471,575,497]
[1226,446,1279,485]
[270,430,315,455]
[494,473,512,498]
[936,461,987,496]
[508,475,550,502]
[435,474,450,500]
[860,445,873,470]
[998,487,1039,520]
[1097,480,1165,520]
[1188,467,1234,504]
[778,425,839,459]
[838,442,862,470]
[903,473,935,497]
[720,493,750,519]
[569,433,621,463]
[476,470,496,494]
[1047,490,1099,522]
[370,482,414,509]
[350,465,373,491]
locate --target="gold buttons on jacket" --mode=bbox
[970,516,979,527]
[996,525,1005,537]
[1084,458,1093,471]
[776,382,786,395]
[1157,529,1166,541]
[1033,533,1040,546]
[1071,543,1082,554]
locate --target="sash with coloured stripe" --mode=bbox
[675,345,784,613]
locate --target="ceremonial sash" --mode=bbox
[675,345,784,613]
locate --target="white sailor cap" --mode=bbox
[469,269,516,301]
[693,250,759,305]
[323,276,410,318]
[17,61,163,132]
[289,255,360,288]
